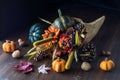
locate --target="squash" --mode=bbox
[65,51,74,70]
[100,57,115,71]
[53,9,75,31]
[53,16,75,31]
[29,23,47,43]
[2,40,16,53]
[52,57,66,72]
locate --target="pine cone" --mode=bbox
[78,42,96,62]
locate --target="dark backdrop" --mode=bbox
[0,0,120,39]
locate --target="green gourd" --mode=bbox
[53,9,75,31]
[65,51,74,70]
[29,23,47,43]
[53,16,75,31]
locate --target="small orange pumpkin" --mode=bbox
[100,57,115,71]
[52,57,66,72]
[2,40,16,53]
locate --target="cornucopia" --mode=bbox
[25,9,105,72]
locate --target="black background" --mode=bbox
[0,0,120,39]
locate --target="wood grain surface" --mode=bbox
[0,7,120,80]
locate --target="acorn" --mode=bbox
[102,51,111,57]
[18,38,25,46]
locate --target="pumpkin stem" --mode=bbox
[58,9,66,30]
[58,9,62,17]
[57,57,61,61]
[105,57,108,61]
[6,40,10,43]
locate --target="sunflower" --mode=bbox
[42,26,60,39]
[41,26,60,46]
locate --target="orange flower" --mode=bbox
[40,42,52,47]
[58,34,70,49]
[42,26,60,46]
[42,26,60,39]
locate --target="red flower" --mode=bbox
[58,34,72,51]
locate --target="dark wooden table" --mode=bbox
[0,7,120,80]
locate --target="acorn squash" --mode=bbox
[29,23,47,43]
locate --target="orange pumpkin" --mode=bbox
[52,57,66,72]
[100,57,115,71]
[2,40,16,53]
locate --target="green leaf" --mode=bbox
[74,50,78,62]
[25,47,36,56]
[25,51,37,57]
[28,54,36,60]
[38,17,52,24]
[58,9,66,30]
[52,46,58,61]
[58,9,62,17]
[33,37,56,47]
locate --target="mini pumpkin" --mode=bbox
[2,40,16,53]
[52,57,66,72]
[100,57,115,71]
